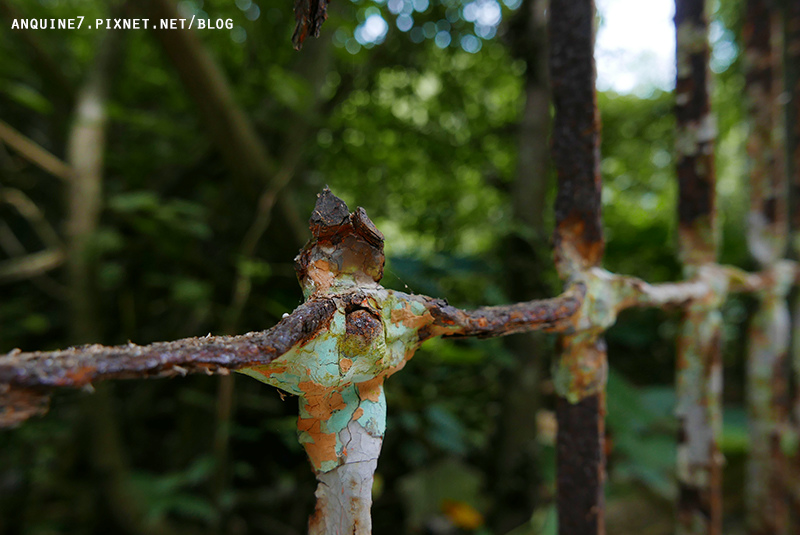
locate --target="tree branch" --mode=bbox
[0,249,65,282]
[0,120,73,181]
[136,0,275,192]
[1,187,62,248]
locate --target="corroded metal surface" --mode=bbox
[240,192,440,532]
[746,265,793,535]
[675,0,717,266]
[549,0,603,276]
[0,298,338,388]
[292,0,328,50]
[744,1,792,533]
[790,0,800,256]
[3,2,800,527]
[548,0,606,533]
[674,2,723,533]
[744,0,787,265]
[675,286,724,535]
[1,186,800,534]
[788,0,800,522]
[556,389,606,535]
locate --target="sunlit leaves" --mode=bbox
[334,0,517,54]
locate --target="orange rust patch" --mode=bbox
[63,366,97,385]
[308,491,327,532]
[308,259,336,292]
[390,304,435,330]
[298,422,338,469]
[555,214,604,270]
[298,382,346,420]
[328,391,346,412]
[425,324,457,338]
[339,358,353,373]
[357,377,384,402]
[352,407,364,420]
[254,363,287,379]
[296,383,343,469]
[298,417,323,434]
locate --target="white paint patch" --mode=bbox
[311,419,383,535]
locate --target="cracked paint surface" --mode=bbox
[239,289,430,473]
[743,1,792,531]
[675,277,724,535]
[746,263,793,535]
[236,190,449,534]
[674,2,724,532]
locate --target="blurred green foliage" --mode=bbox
[0,0,759,533]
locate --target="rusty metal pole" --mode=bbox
[673,1,724,533]
[786,0,800,523]
[743,0,791,533]
[549,1,606,533]
[789,2,800,528]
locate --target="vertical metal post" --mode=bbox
[743,0,791,533]
[785,0,800,523]
[549,1,606,533]
[789,0,800,260]
[673,1,723,533]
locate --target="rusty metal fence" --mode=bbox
[2,0,800,534]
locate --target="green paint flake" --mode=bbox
[356,386,387,437]
[238,288,434,472]
[325,385,360,431]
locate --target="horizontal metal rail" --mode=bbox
[1,0,800,533]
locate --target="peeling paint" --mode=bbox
[743,1,792,532]
[239,289,432,473]
[552,331,607,405]
[746,264,793,534]
[675,0,717,268]
[676,294,724,535]
[673,2,724,533]
[744,0,787,267]
[237,191,458,533]
[2,3,799,527]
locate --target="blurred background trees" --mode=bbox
[0,0,755,533]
